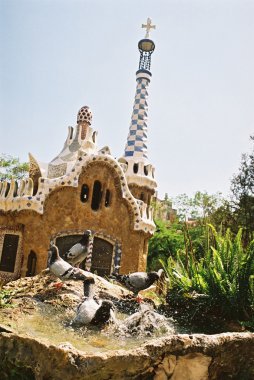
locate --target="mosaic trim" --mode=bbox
[0,151,155,234]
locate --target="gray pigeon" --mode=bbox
[109,269,164,295]
[73,278,114,326]
[48,244,94,284]
[64,230,94,267]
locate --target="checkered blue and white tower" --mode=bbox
[119,19,157,194]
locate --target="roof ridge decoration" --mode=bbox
[0,151,155,234]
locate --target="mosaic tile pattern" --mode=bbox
[0,151,155,234]
[124,77,149,159]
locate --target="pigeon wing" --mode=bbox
[69,267,94,281]
[49,256,72,278]
[73,299,100,325]
[128,272,149,291]
[66,243,85,259]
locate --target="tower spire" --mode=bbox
[123,18,156,162]
[119,19,157,197]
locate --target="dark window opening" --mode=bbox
[105,189,111,207]
[0,234,19,272]
[140,192,145,201]
[133,163,139,174]
[92,131,96,143]
[26,251,37,276]
[144,165,149,176]
[56,235,83,258]
[146,205,150,218]
[80,184,89,203]
[91,237,113,276]
[5,182,10,197]
[91,180,102,211]
[13,181,18,197]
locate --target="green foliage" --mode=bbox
[0,154,29,180]
[161,225,254,320]
[0,288,14,308]
[231,136,254,244]
[148,220,184,270]
[172,191,223,222]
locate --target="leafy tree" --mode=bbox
[148,220,184,270]
[172,191,223,223]
[231,136,254,244]
[0,154,29,180]
[209,199,236,234]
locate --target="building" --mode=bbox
[153,194,177,224]
[0,19,157,284]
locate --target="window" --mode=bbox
[133,163,139,174]
[80,184,89,203]
[0,234,19,272]
[144,165,149,176]
[105,189,111,207]
[26,251,37,276]
[91,180,102,211]
[140,192,145,201]
[90,237,113,276]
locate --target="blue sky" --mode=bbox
[0,0,253,199]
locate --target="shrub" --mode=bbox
[161,225,254,321]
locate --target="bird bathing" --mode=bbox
[0,270,175,352]
[0,271,253,379]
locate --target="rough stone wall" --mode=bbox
[0,332,253,380]
[0,161,150,281]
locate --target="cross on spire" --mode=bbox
[142,18,156,38]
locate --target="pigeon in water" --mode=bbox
[63,230,94,268]
[73,278,115,326]
[109,269,164,302]
[116,303,175,337]
[48,244,94,288]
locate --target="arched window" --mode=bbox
[80,184,89,203]
[144,165,149,176]
[140,192,145,201]
[133,163,139,174]
[26,251,37,277]
[105,189,111,207]
[91,180,102,211]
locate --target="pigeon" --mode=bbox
[63,230,94,268]
[109,269,164,302]
[48,244,94,287]
[73,278,115,326]
[115,303,175,337]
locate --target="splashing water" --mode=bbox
[1,301,176,353]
